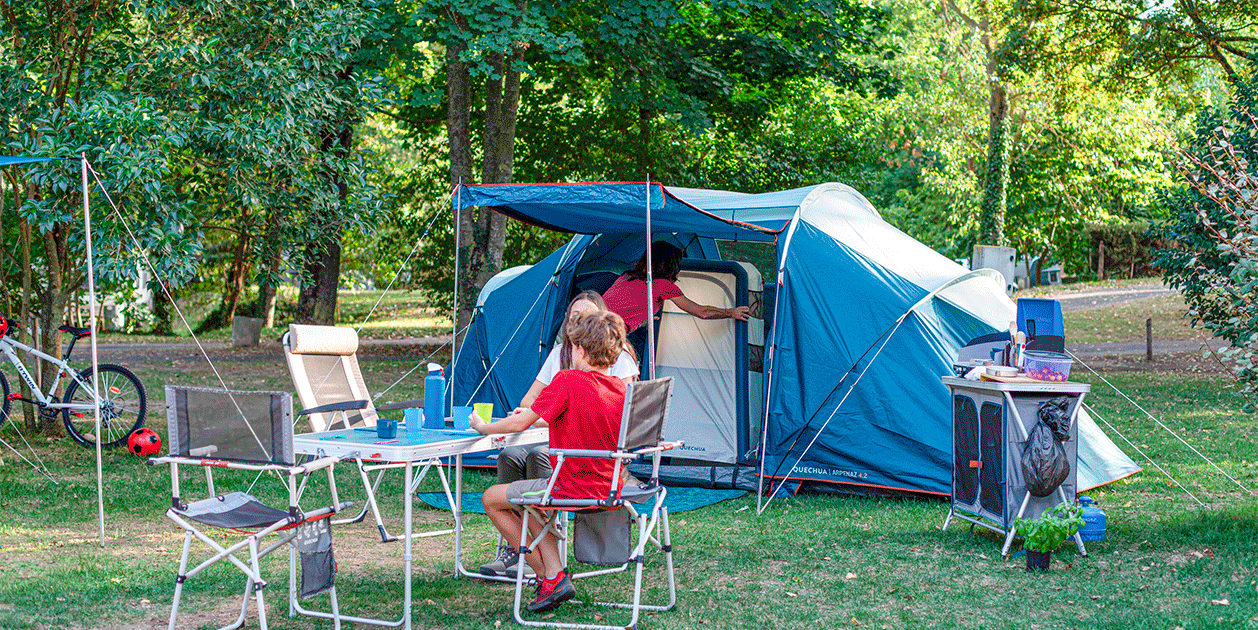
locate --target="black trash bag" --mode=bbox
[1021,420,1071,497]
[1037,396,1073,442]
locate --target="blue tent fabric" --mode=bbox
[0,156,65,166]
[457,182,778,241]
[451,181,1141,496]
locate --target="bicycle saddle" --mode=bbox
[58,325,93,338]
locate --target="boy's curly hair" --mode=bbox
[566,310,626,369]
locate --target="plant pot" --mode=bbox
[1026,549,1052,572]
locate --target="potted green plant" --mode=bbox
[1015,502,1085,572]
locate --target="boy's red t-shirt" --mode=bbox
[602,274,684,333]
[530,369,627,500]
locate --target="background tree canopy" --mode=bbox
[1,0,1253,420]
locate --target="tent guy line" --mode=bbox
[1066,352,1252,492]
[86,160,273,462]
[757,308,910,509]
[1083,402,1207,508]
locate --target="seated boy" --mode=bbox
[470,310,629,612]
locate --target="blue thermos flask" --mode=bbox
[423,363,445,429]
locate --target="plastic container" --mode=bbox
[423,363,446,429]
[1016,298,1064,338]
[1077,495,1107,542]
[1024,350,1073,382]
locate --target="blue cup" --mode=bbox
[377,418,398,440]
[452,406,474,430]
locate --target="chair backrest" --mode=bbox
[165,386,295,466]
[618,377,673,451]
[283,324,379,432]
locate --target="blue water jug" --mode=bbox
[423,363,445,429]
[1078,495,1107,542]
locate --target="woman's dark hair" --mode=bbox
[567,311,627,369]
[626,241,683,282]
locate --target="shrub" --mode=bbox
[1150,72,1258,410]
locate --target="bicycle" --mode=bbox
[0,315,147,450]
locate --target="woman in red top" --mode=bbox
[602,241,749,368]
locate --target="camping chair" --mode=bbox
[510,377,680,629]
[149,386,352,630]
[283,323,456,542]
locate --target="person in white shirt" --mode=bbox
[477,290,638,578]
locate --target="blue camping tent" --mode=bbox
[450,182,1140,496]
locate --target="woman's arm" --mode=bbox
[518,379,546,409]
[670,295,750,322]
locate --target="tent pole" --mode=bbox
[644,177,655,380]
[452,182,461,408]
[756,273,785,514]
[82,153,105,547]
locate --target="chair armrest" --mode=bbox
[147,454,290,472]
[291,454,343,475]
[549,448,618,460]
[298,399,368,416]
[376,398,424,412]
[630,441,684,456]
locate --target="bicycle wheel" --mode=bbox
[0,369,10,430]
[62,364,147,449]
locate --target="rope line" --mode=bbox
[0,434,58,484]
[1068,350,1252,495]
[84,162,270,461]
[372,321,470,400]
[758,313,910,514]
[1083,402,1207,508]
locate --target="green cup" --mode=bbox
[473,402,494,423]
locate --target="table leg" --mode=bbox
[455,453,463,577]
[1002,493,1032,557]
[404,461,413,630]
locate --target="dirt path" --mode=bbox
[1032,280,1177,312]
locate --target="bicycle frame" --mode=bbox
[0,335,96,413]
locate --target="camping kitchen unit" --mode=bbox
[941,376,1090,556]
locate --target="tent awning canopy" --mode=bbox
[0,156,67,166]
[455,182,796,241]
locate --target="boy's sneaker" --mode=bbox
[479,546,535,578]
[527,570,575,613]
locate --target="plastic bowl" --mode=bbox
[1024,350,1072,382]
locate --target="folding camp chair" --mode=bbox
[510,377,680,629]
[149,386,352,630]
[283,323,456,542]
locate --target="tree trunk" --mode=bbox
[448,16,477,331]
[222,226,251,323]
[295,241,341,325]
[38,224,73,435]
[18,201,37,432]
[152,286,174,335]
[980,80,1008,246]
[260,244,282,328]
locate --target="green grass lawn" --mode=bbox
[1,282,1254,629]
[1,362,1253,629]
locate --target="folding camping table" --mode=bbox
[292,424,548,629]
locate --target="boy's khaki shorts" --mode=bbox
[505,478,551,503]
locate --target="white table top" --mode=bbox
[293,424,548,461]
